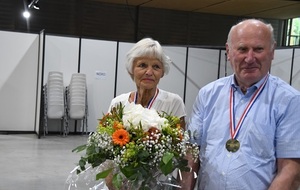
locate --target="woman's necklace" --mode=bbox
[133,88,159,109]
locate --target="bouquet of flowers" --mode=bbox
[70,102,199,190]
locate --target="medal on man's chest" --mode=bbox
[226,139,240,152]
[227,75,268,153]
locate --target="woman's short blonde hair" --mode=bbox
[125,38,171,77]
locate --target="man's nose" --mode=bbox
[245,50,255,63]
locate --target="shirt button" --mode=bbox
[222,172,226,176]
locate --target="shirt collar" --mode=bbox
[230,74,269,92]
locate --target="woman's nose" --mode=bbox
[145,68,153,75]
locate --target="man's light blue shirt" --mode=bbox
[188,74,300,190]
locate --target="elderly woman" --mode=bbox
[109,37,186,128]
[104,38,187,190]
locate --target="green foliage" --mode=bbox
[112,173,123,190]
[72,144,87,153]
[96,168,113,180]
[161,152,174,174]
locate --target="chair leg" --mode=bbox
[43,84,47,136]
[64,117,69,136]
[81,120,84,135]
[61,117,68,137]
[85,116,88,135]
[60,119,63,136]
[44,116,48,136]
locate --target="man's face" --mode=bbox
[226,21,275,87]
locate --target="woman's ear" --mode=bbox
[128,72,134,80]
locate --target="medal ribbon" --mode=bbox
[229,75,269,139]
[134,88,159,109]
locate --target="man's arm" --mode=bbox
[268,158,300,190]
[177,152,200,190]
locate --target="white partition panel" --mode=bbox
[291,48,300,91]
[0,31,39,131]
[80,39,117,132]
[44,35,79,132]
[219,49,234,78]
[185,48,220,119]
[44,35,79,86]
[271,48,293,84]
[116,42,136,96]
[159,46,186,99]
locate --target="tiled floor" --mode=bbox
[0,134,89,190]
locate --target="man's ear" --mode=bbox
[271,42,277,60]
[225,43,230,61]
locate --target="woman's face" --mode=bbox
[132,57,164,90]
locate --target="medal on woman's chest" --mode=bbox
[134,88,159,109]
[227,75,268,153]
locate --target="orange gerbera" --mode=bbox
[112,129,130,146]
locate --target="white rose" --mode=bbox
[123,103,167,131]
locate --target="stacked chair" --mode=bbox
[66,73,88,134]
[43,71,68,136]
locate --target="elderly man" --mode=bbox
[181,19,300,190]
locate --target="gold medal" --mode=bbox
[226,139,240,152]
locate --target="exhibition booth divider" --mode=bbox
[0,30,299,138]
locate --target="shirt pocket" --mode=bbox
[244,119,275,161]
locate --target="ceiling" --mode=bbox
[92,0,300,19]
